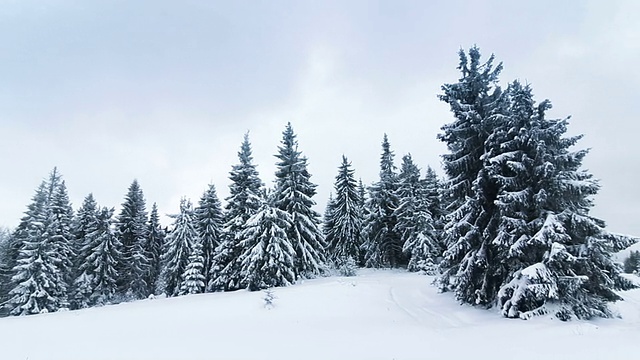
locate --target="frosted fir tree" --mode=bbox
[325,156,364,267]
[115,180,150,299]
[490,81,637,320]
[0,227,12,306]
[210,133,264,291]
[194,184,224,286]
[362,134,402,268]
[76,207,122,306]
[238,204,296,291]
[436,47,506,305]
[422,166,447,251]
[322,193,337,246]
[70,193,99,308]
[272,123,326,278]
[6,168,72,314]
[72,194,98,260]
[179,240,206,295]
[146,203,165,295]
[159,199,197,296]
[393,155,440,274]
[44,178,75,305]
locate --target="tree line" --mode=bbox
[0,46,635,321]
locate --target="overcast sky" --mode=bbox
[1,0,639,236]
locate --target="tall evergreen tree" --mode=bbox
[74,207,122,307]
[273,123,326,278]
[238,204,296,291]
[146,203,165,295]
[179,240,206,295]
[69,193,99,308]
[6,168,73,314]
[394,155,439,273]
[116,180,150,299]
[194,184,224,287]
[437,48,636,320]
[436,47,506,305]
[160,199,197,297]
[322,193,337,246]
[489,81,637,319]
[422,166,446,250]
[325,156,364,265]
[47,180,75,297]
[210,133,264,291]
[362,134,402,267]
[0,227,11,305]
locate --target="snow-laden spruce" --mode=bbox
[272,123,326,278]
[324,155,364,267]
[146,203,165,296]
[436,47,506,306]
[116,180,151,299]
[490,81,637,319]
[193,184,224,286]
[6,168,73,314]
[209,133,264,291]
[237,203,296,291]
[437,47,636,320]
[159,198,198,297]
[394,154,440,274]
[74,207,122,307]
[179,240,206,295]
[362,134,402,268]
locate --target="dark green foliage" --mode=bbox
[116,180,150,299]
[147,203,165,295]
[624,251,640,273]
[394,155,440,273]
[362,134,403,268]
[238,204,296,291]
[438,47,637,320]
[160,199,197,297]
[210,133,264,291]
[273,123,326,278]
[324,156,364,266]
[194,184,224,286]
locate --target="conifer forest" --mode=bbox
[0,47,636,322]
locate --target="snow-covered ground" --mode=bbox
[1,270,640,360]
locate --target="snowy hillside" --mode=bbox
[1,270,640,360]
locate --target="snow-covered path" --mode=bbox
[1,270,639,360]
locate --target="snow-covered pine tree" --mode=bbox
[47,180,75,303]
[0,183,48,312]
[159,198,197,296]
[322,193,337,246]
[272,123,326,278]
[490,81,637,320]
[325,156,364,266]
[436,47,506,305]
[209,133,264,292]
[6,168,73,314]
[115,180,150,299]
[422,166,447,251]
[70,193,99,308]
[0,227,12,309]
[146,203,165,295]
[394,154,439,274]
[194,184,224,287]
[179,240,206,295]
[75,207,122,306]
[72,194,98,260]
[362,134,402,268]
[238,203,296,291]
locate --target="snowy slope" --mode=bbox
[1,270,640,360]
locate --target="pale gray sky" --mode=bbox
[1,1,639,235]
